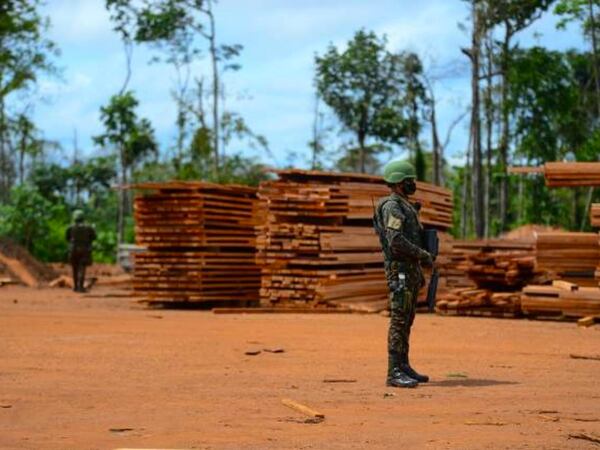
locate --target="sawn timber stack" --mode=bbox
[509,162,600,187]
[257,169,453,312]
[436,239,539,317]
[131,182,260,305]
[521,284,600,318]
[535,231,599,286]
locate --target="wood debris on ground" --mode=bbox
[281,398,325,420]
[130,181,261,306]
[256,169,453,312]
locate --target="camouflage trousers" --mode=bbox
[387,267,422,375]
[69,247,91,292]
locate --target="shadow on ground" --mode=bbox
[427,378,519,388]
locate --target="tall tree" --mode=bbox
[556,0,600,117]
[485,0,554,231]
[0,0,56,201]
[105,0,243,178]
[462,0,485,238]
[400,52,428,180]
[422,63,468,187]
[508,47,588,226]
[94,91,157,246]
[315,30,410,174]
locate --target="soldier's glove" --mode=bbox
[419,251,434,268]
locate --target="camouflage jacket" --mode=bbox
[373,192,426,289]
[66,223,96,252]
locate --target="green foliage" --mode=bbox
[0,184,68,261]
[94,91,157,169]
[485,0,555,30]
[335,144,389,174]
[508,47,581,162]
[0,0,57,98]
[31,156,117,204]
[555,0,600,37]
[315,30,411,173]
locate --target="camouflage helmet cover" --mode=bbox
[73,210,84,222]
[383,160,416,184]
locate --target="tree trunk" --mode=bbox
[470,2,485,238]
[484,34,494,238]
[206,1,220,179]
[461,146,472,238]
[461,106,473,238]
[498,24,511,232]
[311,90,320,169]
[0,95,7,202]
[588,0,600,118]
[117,147,127,248]
[358,130,366,174]
[430,97,442,186]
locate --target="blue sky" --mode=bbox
[33,0,585,169]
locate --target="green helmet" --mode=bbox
[383,160,416,184]
[73,210,84,223]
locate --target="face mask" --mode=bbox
[403,180,417,195]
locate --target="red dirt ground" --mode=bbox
[1,285,599,449]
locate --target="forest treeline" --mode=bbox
[0,0,598,263]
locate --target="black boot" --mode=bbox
[386,353,418,388]
[387,368,419,388]
[400,353,429,383]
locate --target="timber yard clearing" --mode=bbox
[1,285,599,450]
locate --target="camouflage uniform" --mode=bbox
[374,192,427,378]
[66,221,96,292]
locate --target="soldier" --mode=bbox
[373,160,433,388]
[66,210,96,293]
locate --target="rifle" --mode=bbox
[422,228,439,312]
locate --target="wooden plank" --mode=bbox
[281,398,325,419]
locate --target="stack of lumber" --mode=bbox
[509,162,600,187]
[467,252,538,289]
[436,288,521,317]
[543,162,600,187]
[131,181,261,305]
[597,232,600,287]
[521,281,600,318]
[436,239,537,317]
[535,232,600,286]
[591,204,600,227]
[440,239,535,291]
[257,169,453,312]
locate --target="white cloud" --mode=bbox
[32,0,588,168]
[44,0,114,45]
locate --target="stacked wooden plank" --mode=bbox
[597,232,600,287]
[535,232,599,287]
[257,169,453,312]
[467,253,538,289]
[440,240,535,291]
[131,182,261,305]
[521,283,600,318]
[436,288,521,317]
[591,204,600,227]
[510,162,600,187]
[543,162,600,187]
[436,239,537,317]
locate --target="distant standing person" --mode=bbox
[66,210,96,293]
[373,160,433,388]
